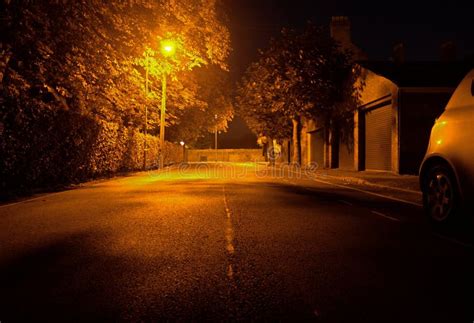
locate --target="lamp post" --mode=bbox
[159,71,167,169]
[159,39,176,169]
[214,114,218,162]
[143,50,149,170]
[180,141,186,163]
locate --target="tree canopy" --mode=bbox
[235,23,360,162]
[1,0,232,135]
[0,0,233,193]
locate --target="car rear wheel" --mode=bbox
[423,164,459,225]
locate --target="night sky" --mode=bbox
[218,0,474,148]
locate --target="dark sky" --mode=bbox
[224,0,473,79]
[218,0,474,148]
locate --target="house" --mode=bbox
[345,60,468,174]
[300,16,365,170]
[301,17,470,175]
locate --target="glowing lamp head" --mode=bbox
[161,39,176,57]
[180,141,185,146]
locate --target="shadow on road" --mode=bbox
[0,232,124,321]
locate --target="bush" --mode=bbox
[0,107,181,198]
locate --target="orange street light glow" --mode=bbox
[160,39,176,57]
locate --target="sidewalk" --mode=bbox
[308,168,421,193]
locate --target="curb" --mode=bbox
[0,164,181,209]
[313,174,422,195]
[267,165,421,195]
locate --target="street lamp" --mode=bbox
[180,141,186,163]
[161,39,177,57]
[158,38,176,169]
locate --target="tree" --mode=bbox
[0,0,232,193]
[166,64,234,146]
[235,23,358,165]
[235,59,293,141]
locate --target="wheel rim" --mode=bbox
[426,172,454,222]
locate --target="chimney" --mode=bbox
[330,16,351,48]
[392,42,405,64]
[440,41,456,61]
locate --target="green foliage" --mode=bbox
[235,59,293,140]
[0,105,182,196]
[166,64,234,146]
[235,23,360,144]
[0,0,231,195]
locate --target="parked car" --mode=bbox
[420,69,474,226]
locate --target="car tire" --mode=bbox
[422,164,460,227]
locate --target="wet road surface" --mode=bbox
[1,163,473,322]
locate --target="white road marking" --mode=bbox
[227,264,234,279]
[432,233,474,249]
[287,174,403,223]
[321,174,421,195]
[285,169,423,208]
[223,185,235,279]
[371,210,401,222]
[338,199,353,206]
[313,308,320,317]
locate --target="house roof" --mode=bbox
[357,61,472,88]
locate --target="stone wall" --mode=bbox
[187,149,265,163]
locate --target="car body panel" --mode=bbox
[421,69,474,203]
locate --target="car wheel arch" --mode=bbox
[419,156,463,201]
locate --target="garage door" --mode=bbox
[365,105,392,171]
[308,129,324,168]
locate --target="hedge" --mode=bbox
[0,107,181,198]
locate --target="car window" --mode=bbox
[446,69,474,109]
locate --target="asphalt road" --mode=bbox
[0,163,473,322]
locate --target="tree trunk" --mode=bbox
[292,117,301,165]
[268,137,274,165]
[329,119,339,169]
[287,139,291,164]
